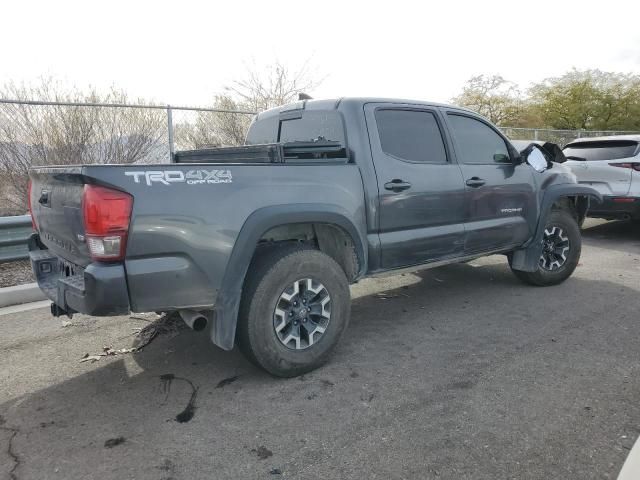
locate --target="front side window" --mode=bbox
[375,109,447,163]
[447,114,510,164]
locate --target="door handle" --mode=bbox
[465,177,486,188]
[384,179,412,192]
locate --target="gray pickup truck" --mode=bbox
[28,98,601,377]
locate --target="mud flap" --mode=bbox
[210,290,242,351]
[510,242,543,272]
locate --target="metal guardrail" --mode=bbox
[0,215,32,263]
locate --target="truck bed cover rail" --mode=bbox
[174,140,348,164]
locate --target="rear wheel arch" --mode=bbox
[211,206,366,351]
[259,222,360,282]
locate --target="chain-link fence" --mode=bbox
[499,127,640,147]
[0,99,256,215]
[2,98,640,216]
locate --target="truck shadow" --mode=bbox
[1,259,639,479]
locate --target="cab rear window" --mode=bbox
[563,140,639,161]
[245,110,345,145]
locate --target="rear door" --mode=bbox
[443,111,536,254]
[364,103,466,269]
[563,140,638,196]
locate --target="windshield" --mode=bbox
[563,140,639,161]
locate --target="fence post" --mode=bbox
[167,105,175,162]
[576,130,581,138]
[534,129,539,141]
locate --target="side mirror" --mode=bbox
[523,144,549,172]
[493,153,511,163]
[541,142,567,163]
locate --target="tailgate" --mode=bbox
[29,167,92,266]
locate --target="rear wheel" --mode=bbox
[236,244,351,377]
[510,209,581,286]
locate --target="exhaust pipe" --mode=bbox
[179,309,208,332]
[621,214,632,221]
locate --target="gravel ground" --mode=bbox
[0,260,34,287]
[0,219,638,480]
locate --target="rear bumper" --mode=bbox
[29,234,130,316]
[588,196,640,220]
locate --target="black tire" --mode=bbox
[236,244,351,377]
[510,209,582,286]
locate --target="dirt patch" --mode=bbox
[0,260,34,288]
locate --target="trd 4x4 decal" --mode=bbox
[125,169,232,186]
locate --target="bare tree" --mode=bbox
[225,60,319,112]
[176,95,253,149]
[178,61,321,149]
[0,79,166,214]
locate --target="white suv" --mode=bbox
[563,135,640,221]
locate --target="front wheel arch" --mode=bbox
[510,209,582,286]
[510,185,600,273]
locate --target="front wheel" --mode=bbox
[510,209,582,286]
[236,244,351,377]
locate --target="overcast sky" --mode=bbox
[1,0,639,106]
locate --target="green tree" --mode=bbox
[452,75,523,125]
[529,69,640,130]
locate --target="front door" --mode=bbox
[365,104,467,269]
[443,111,537,254]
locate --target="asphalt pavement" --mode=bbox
[0,219,638,480]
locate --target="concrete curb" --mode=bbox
[0,282,46,308]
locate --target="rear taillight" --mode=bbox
[82,184,133,261]
[27,180,37,230]
[609,162,640,172]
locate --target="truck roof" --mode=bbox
[254,97,477,121]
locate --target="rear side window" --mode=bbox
[447,114,510,164]
[245,110,345,145]
[375,109,447,163]
[563,141,639,161]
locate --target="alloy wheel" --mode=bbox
[539,226,570,271]
[273,278,331,350]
